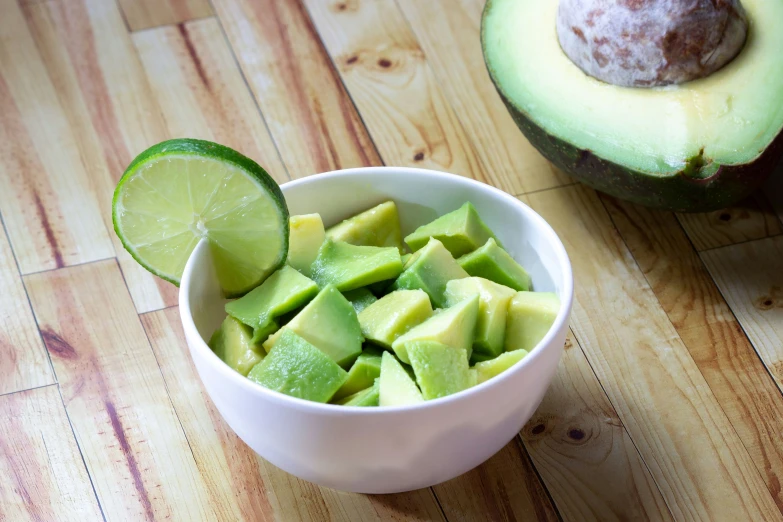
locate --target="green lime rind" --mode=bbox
[112,138,289,297]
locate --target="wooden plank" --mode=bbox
[604,195,783,510]
[395,0,570,195]
[676,193,782,251]
[764,171,783,227]
[24,260,218,520]
[20,0,178,313]
[522,332,672,521]
[211,0,381,178]
[303,0,489,182]
[0,217,54,395]
[141,307,447,522]
[701,236,783,389]
[0,0,114,274]
[131,18,288,184]
[432,438,559,522]
[522,184,782,520]
[117,0,213,32]
[0,385,102,522]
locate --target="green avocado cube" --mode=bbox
[208,315,265,376]
[326,201,403,250]
[262,284,363,367]
[288,214,325,275]
[392,238,468,307]
[404,202,497,258]
[335,378,380,406]
[473,349,529,384]
[358,290,433,348]
[457,238,531,291]
[444,277,515,361]
[342,288,378,314]
[391,294,479,363]
[331,347,383,401]
[225,265,318,338]
[505,292,560,352]
[400,253,412,266]
[310,239,403,292]
[248,329,348,403]
[407,341,472,400]
[379,352,423,406]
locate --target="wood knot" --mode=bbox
[413,152,425,162]
[345,55,358,65]
[530,423,546,435]
[756,286,782,311]
[41,329,78,359]
[377,58,392,68]
[717,211,732,222]
[567,428,586,441]
[331,0,357,12]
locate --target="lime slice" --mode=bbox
[112,139,289,297]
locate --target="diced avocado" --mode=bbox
[342,288,378,314]
[288,214,325,275]
[400,253,412,266]
[248,329,347,403]
[444,277,515,361]
[404,202,497,258]
[252,318,280,345]
[474,349,529,384]
[263,285,363,367]
[335,378,380,406]
[391,294,479,363]
[379,352,423,406]
[310,239,403,292]
[505,292,560,352]
[407,341,472,400]
[331,347,383,401]
[208,315,265,376]
[358,290,433,349]
[225,265,318,338]
[392,238,468,308]
[368,279,394,297]
[326,201,403,250]
[458,238,531,291]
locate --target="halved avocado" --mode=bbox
[482,0,783,211]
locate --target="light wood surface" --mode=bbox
[2,0,782,520]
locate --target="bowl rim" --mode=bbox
[179,166,574,415]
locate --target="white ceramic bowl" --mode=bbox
[179,167,573,493]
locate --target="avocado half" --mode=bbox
[481,0,783,212]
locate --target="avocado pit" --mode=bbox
[557,0,749,87]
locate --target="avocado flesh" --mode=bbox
[248,329,348,403]
[505,292,560,352]
[392,238,469,308]
[392,294,479,364]
[379,351,424,406]
[288,214,325,275]
[326,201,403,250]
[263,284,363,367]
[457,238,531,292]
[335,379,380,406]
[404,202,497,258]
[407,341,472,400]
[358,290,433,349]
[310,239,403,292]
[473,349,529,385]
[444,277,515,361]
[208,316,265,376]
[331,347,383,401]
[342,288,378,314]
[482,0,783,211]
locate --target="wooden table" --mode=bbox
[2,0,783,520]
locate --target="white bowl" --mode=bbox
[179,167,573,493]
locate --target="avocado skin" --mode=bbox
[481,0,783,212]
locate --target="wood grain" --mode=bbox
[701,236,783,389]
[141,306,447,522]
[432,438,559,522]
[395,0,570,195]
[0,218,54,395]
[211,0,381,178]
[0,0,114,274]
[603,195,783,510]
[303,0,488,182]
[0,385,102,522]
[131,18,289,184]
[676,193,782,251]
[20,0,178,314]
[523,184,782,521]
[522,332,673,521]
[24,260,218,521]
[117,0,213,32]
